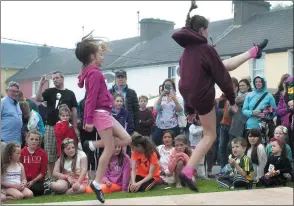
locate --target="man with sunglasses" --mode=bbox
[1,81,23,145]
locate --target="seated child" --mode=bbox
[265,126,293,162]
[157,130,175,185]
[1,143,33,200]
[50,138,88,195]
[168,135,194,188]
[217,137,254,190]
[87,146,131,194]
[246,128,267,182]
[54,104,78,157]
[129,134,160,193]
[21,130,48,196]
[258,137,292,187]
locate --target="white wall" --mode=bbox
[50,63,222,103]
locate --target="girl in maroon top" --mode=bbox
[76,34,131,203]
[172,0,268,191]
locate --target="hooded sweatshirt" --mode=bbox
[77,65,114,125]
[102,153,131,191]
[242,76,277,129]
[172,27,235,115]
[20,146,48,181]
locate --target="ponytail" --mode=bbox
[185,0,198,27]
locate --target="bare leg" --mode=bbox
[65,185,86,195]
[222,52,251,71]
[223,39,268,71]
[180,106,216,191]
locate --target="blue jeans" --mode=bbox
[152,126,180,146]
[219,125,233,168]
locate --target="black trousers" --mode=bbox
[128,175,156,192]
[31,181,45,196]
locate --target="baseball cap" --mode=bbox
[115,70,127,78]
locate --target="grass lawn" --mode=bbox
[7,180,226,204]
[6,180,294,204]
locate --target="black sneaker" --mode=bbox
[83,140,95,152]
[90,182,105,203]
[254,39,268,59]
[179,172,198,192]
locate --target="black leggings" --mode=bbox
[128,175,156,192]
[31,181,45,196]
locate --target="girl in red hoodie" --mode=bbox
[76,35,131,203]
[54,104,78,157]
[21,129,48,196]
[172,0,268,191]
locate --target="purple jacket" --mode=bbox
[102,153,131,191]
[77,65,114,124]
[276,93,291,128]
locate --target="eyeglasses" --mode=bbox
[9,89,19,94]
[62,139,74,145]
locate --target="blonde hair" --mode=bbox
[59,104,71,116]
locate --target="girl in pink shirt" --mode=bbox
[76,35,131,203]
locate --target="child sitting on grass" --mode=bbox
[87,146,130,194]
[265,126,293,163]
[157,130,175,185]
[129,134,160,193]
[168,135,194,188]
[216,137,254,190]
[21,129,48,196]
[1,143,33,200]
[50,138,88,195]
[257,137,292,187]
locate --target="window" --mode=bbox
[249,52,265,79]
[288,49,293,75]
[168,66,176,82]
[32,81,39,97]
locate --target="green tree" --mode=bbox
[271,2,293,11]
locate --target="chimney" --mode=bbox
[38,44,51,58]
[139,18,175,42]
[233,0,271,25]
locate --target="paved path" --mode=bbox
[13,187,293,205]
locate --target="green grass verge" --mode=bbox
[7,180,226,204]
[6,180,294,204]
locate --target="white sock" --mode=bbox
[93,180,101,190]
[89,141,96,151]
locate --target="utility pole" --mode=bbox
[137,11,140,36]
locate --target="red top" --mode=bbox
[54,120,78,156]
[20,146,48,182]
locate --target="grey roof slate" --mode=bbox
[0,43,62,69]
[215,8,293,56]
[7,8,293,82]
[7,37,140,81]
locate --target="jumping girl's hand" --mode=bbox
[230,104,238,114]
[72,182,80,191]
[84,124,94,132]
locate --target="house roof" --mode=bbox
[7,36,140,81]
[215,8,293,56]
[7,8,293,82]
[0,43,62,69]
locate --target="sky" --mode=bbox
[1,1,292,49]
